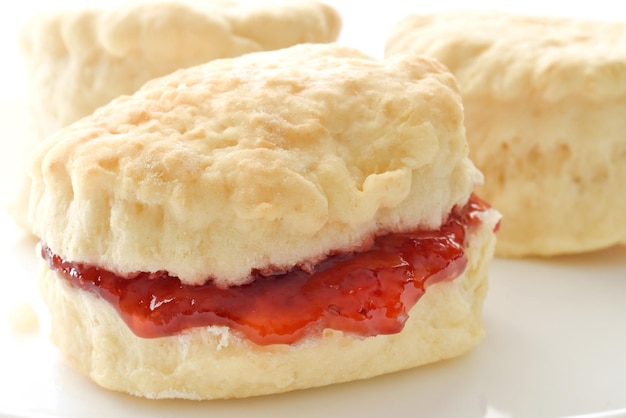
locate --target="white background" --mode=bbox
[0,1,625,418]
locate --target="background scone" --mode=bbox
[386,11,626,257]
[29,43,500,399]
[19,0,341,138]
[12,0,340,232]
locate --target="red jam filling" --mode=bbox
[42,194,492,346]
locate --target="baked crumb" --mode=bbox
[7,302,39,333]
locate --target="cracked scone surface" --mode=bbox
[29,43,481,287]
[386,11,626,256]
[19,0,341,138]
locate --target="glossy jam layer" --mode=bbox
[42,194,491,346]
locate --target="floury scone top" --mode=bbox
[29,43,482,287]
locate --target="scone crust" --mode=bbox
[39,206,500,400]
[386,11,626,256]
[29,43,481,286]
[386,11,626,102]
[19,0,341,137]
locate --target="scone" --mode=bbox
[386,11,626,257]
[12,0,340,232]
[29,43,500,400]
[19,0,341,138]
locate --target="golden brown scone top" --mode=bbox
[29,43,481,287]
[19,0,341,137]
[386,11,626,102]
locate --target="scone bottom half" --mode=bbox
[29,43,501,399]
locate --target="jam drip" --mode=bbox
[42,194,491,345]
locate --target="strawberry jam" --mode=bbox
[42,194,491,346]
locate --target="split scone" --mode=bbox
[386,11,626,257]
[29,43,500,400]
[19,0,341,138]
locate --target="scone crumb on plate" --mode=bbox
[7,302,39,334]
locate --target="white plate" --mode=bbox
[1,2,626,417]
